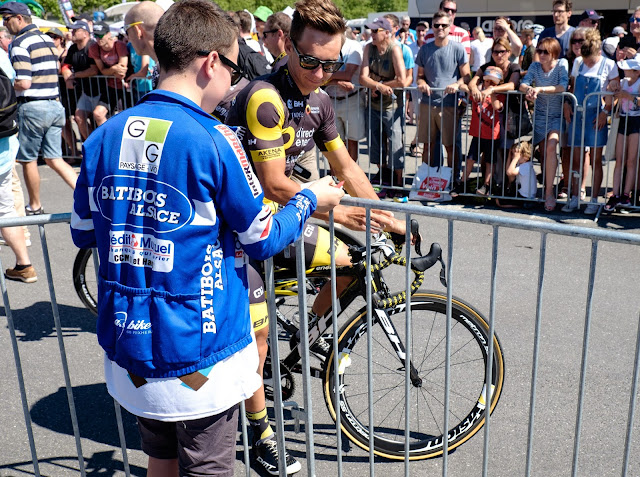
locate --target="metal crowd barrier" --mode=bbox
[325,86,640,216]
[4,204,640,476]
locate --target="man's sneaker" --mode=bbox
[475,184,488,196]
[561,195,579,212]
[5,265,37,283]
[584,198,601,215]
[253,437,301,475]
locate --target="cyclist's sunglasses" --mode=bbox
[197,50,245,85]
[290,39,344,73]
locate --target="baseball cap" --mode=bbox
[0,2,31,16]
[46,27,64,38]
[366,17,392,32]
[613,26,627,35]
[484,66,504,84]
[532,24,544,35]
[69,20,90,33]
[253,6,273,22]
[580,10,603,21]
[71,12,91,22]
[92,21,110,38]
[617,59,640,70]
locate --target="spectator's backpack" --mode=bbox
[0,67,18,138]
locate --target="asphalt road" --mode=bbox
[2,164,640,477]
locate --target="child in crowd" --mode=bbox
[497,142,536,207]
[606,58,640,211]
[464,66,504,195]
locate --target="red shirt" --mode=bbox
[88,40,128,89]
[469,95,500,139]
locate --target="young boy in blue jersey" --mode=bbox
[70,1,344,476]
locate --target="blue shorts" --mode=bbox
[16,99,65,162]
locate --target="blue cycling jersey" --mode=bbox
[71,90,317,378]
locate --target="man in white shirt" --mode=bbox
[325,33,364,160]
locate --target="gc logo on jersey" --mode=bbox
[119,117,172,175]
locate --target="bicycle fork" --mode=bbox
[374,308,422,387]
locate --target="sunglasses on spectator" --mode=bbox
[536,48,550,55]
[124,20,143,31]
[196,50,245,85]
[571,38,584,44]
[442,7,457,13]
[433,23,450,29]
[2,15,15,22]
[492,49,508,55]
[290,39,344,73]
[630,16,640,23]
[371,28,387,33]
[262,29,278,37]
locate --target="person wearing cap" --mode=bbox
[606,58,640,211]
[537,0,574,59]
[359,16,407,193]
[0,1,77,216]
[253,5,273,38]
[415,10,470,183]
[579,10,603,29]
[62,21,100,140]
[602,26,626,62]
[87,21,129,126]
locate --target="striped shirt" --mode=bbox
[10,24,59,100]
[425,24,471,55]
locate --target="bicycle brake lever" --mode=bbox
[410,219,422,256]
[438,255,447,288]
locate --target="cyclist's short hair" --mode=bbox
[155,0,236,73]
[266,11,292,36]
[290,0,346,44]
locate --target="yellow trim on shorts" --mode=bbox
[251,301,269,331]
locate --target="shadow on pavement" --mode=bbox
[30,383,141,450]
[3,302,96,342]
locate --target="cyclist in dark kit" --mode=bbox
[225,0,415,474]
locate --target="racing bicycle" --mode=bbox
[72,225,505,461]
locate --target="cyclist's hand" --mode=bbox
[386,217,421,245]
[307,176,345,213]
[336,207,394,232]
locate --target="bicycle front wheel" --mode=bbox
[323,291,505,460]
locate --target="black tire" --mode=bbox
[323,291,505,460]
[73,248,98,315]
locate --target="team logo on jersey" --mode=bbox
[109,230,174,272]
[119,117,172,175]
[215,125,262,198]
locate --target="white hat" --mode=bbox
[617,59,640,70]
[613,26,627,35]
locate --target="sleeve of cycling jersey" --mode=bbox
[314,93,344,153]
[212,124,317,260]
[70,143,97,249]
